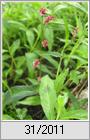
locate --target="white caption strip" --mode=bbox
[1,121,89,139]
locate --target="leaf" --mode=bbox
[37,24,42,37]
[75,44,88,59]
[55,69,68,93]
[71,55,87,64]
[63,15,69,46]
[45,51,61,58]
[25,53,37,78]
[15,56,25,69]
[68,2,88,14]
[27,78,38,85]
[9,39,20,56]
[61,109,88,120]
[7,20,26,31]
[43,55,58,69]
[75,15,84,39]
[3,86,37,107]
[51,19,64,25]
[26,30,35,47]
[39,75,57,120]
[16,108,27,120]
[3,114,14,120]
[62,92,69,105]
[54,5,68,13]
[18,96,40,106]
[67,38,84,66]
[70,70,79,84]
[3,54,10,61]
[56,95,66,120]
[39,64,53,77]
[3,49,9,53]
[35,50,60,68]
[15,69,23,76]
[44,27,54,51]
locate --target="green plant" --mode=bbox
[2,2,88,120]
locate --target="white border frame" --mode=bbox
[0,0,89,122]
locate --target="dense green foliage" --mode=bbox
[2,2,88,120]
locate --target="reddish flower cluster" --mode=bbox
[39,8,54,24]
[44,16,54,24]
[33,8,55,79]
[42,39,48,48]
[33,59,40,68]
[39,8,47,16]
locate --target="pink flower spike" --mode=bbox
[42,40,48,48]
[33,59,40,68]
[39,8,47,16]
[44,16,54,24]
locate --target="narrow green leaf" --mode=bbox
[27,78,38,85]
[43,55,58,69]
[26,30,34,47]
[54,5,67,13]
[55,69,68,93]
[44,27,53,51]
[56,95,66,120]
[25,53,37,78]
[18,96,40,106]
[39,64,53,77]
[8,20,26,31]
[35,50,60,68]
[10,39,20,56]
[68,2,88,14]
